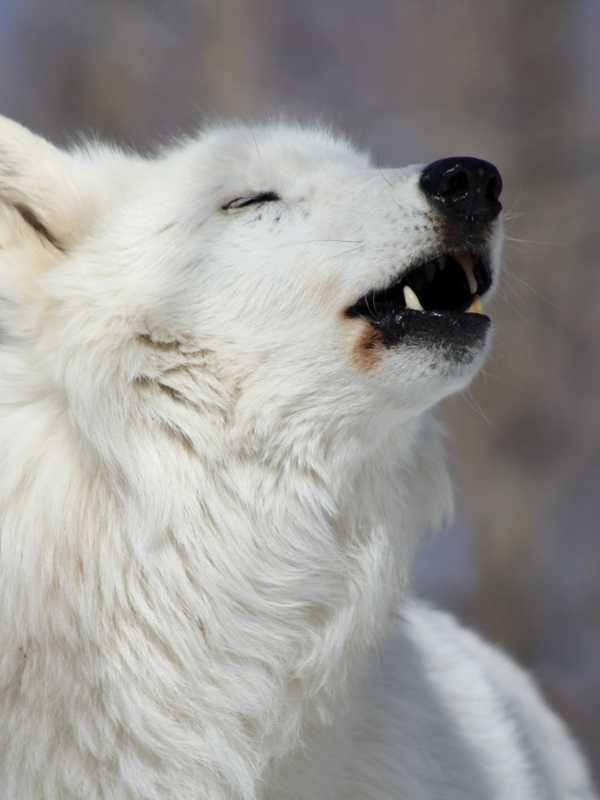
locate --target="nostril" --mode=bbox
[441,169,469,200]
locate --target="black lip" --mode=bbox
[370,308,490,357]
[345,250,493,356]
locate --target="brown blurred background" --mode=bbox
[2,0,598,780]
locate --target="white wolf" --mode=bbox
[0,115,595,800]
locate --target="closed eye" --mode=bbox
[221,191,280,211]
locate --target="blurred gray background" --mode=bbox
[2,0,598,780]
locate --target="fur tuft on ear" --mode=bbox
[0,116,148,311]
[0,117,90,316]
[0,116,79,251]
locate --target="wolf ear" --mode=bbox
[0,115,83,253]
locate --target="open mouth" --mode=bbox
[348,252,492,320]
[346,251,493,352]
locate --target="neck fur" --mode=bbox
[0,342,452,797]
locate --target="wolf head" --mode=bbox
[0,117,502,470]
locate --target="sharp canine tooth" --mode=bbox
[465,265,478,294]
[455,253,478,294]
[468,296,482,314]
[403,285,424,311]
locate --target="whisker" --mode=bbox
[502,210,526,223]
[313,244,366,273]
[504,235,564,247]
[477,366,510,385]
[275,239,366,248]
[377,168,407,214]
[460,389,492,426]
[248,127,263,166]
[501,264,559,310]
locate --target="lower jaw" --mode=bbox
[372,309,491,358]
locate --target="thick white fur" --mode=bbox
[0,116,595,799]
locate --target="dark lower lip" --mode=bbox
[370,308,491,356]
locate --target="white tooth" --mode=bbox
[456,253,478,294]
[465,264,478,295]
[467,296,482,314]
[403,285,423,311]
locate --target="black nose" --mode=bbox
[419,157,502,224]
